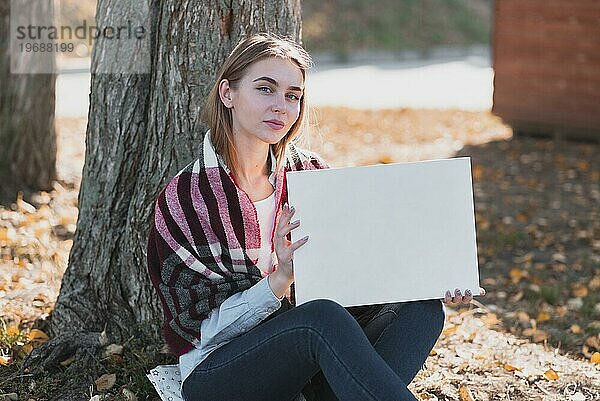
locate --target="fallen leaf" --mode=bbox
[514,252,534,263]
[570,324,582,334]
[378,155,394,164]
[98,330,109,347]
[109,354,124,365]
[536,312,551,322]
[418,392,438,400]
[122,388,138,401]
[95,373,116,391]
[552,253,567,263]
[544,369,559,380]
[452,360,470,375]
[0,227,17,242]
[60,356,75,367]
[571,284,588,298]
[104,343,123,356]
[532,330,549,343]
[27,329,49,343]
[159,344,171,354]
[516,310,530,322]
[481,313,500,326]
[510,267,527,284]
[516,211,528,223]
[21,343,33,355]
[576,160,589,171]
[591,352,600,364]
[510,291,524,302]
[442,325,458,336]
[458,384,474,401]
[555,305,568,317]
[567,298,583,310]
[587,335,600,349]
[6,326,20,336]
[472,165,484,181]
[503,363,521,372]
[16,195,36,214]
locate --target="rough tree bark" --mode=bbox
[46,0,302,349]
[0,1,56,204]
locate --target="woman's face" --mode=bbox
[219,57,304,146]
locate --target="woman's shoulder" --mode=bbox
[154,158,202,206]
[285,142,330,171]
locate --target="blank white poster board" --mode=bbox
[286,157,480,307]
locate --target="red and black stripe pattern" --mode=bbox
[147,131,330,356]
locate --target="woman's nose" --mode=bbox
[271,94,286,113]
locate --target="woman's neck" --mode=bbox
[231,135,271,185]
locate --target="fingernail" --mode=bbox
[290,206,295,212]
[445,290,451,297]
[465,289,472,296]
[303,235,309,241]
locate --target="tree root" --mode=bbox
[23,331,102,373]
[19,331,107,401]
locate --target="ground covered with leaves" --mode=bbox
[1,109,599,400]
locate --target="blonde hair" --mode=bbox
[201,32,313,179]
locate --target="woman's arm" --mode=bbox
[200,276,283,348]
[267,268,294,299]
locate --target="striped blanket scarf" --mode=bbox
[146,131,330,356]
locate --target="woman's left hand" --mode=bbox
[443,287,486,305]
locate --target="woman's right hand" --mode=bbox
[273,203,309,281]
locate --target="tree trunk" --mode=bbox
[49,0,302,347]
[0,1,56,204]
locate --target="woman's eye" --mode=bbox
[258,86,272,93]
[287,93,300,101]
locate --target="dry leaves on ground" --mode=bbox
[1,110,599,401]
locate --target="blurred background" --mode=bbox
[1,0,599,399]
[56,0,494,116]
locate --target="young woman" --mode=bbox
[147,33,484,401]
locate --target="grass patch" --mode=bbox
[539,285,562,305]
[0,321,176,400]
[302,0,491,53]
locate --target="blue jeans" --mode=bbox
[182,298,445,401]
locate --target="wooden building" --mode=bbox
[492,0,600,141]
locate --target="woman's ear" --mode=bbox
[218,79,233,109]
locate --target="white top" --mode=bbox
[178,184,281,396]
[253,188,277,274]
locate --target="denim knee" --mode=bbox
[299,299,356,327]
[301,298,347,315]
[421,299,446,336]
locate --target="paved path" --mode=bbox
[308,56,492,111]
[56,55,493,118]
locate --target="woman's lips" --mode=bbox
[264,120,285,130]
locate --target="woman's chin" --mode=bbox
[261,132,287,145]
